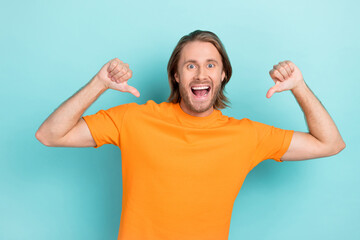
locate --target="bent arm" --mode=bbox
[35,76,106,147]
[281,81,346,161]
[36,58,138,147]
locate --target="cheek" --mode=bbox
[210,70,222,80]
[179,71,193,83]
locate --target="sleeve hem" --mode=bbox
[82,116,101,149]
[273,129,294,162]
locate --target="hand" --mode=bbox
[95,58,140,97]
[266,60,304,98]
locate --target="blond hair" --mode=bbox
[167,30,232,109]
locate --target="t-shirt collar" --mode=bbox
[172,102,223,128]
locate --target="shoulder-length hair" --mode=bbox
[167,30,232,110]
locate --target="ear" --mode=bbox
[221,70,225,82]
[174,72,179,83]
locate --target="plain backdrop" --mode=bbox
[1,0,359,239]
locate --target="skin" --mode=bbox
[35,58,136,147]
[36,48,345,161]
[266,60,345,160]
[173,43,346,161]
[174,41,225,117]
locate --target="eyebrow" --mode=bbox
[183,59,219,65]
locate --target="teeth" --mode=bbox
[191,86,210,90]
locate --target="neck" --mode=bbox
[179,100,214,117]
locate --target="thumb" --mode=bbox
[266,81,281,98]
[124,84,140,98]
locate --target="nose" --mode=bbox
[195,66,207,80]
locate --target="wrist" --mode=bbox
[291,79,307,95]
[90,75,108,93]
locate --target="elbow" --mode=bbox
[328,140,346,156]
[35,130,53,147]
[337,140,346,153]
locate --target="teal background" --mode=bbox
[1,0,358,239]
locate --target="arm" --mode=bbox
[266,61,345,161]
[35,58,139,147]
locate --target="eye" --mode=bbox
[208,63,215,68]
[188,64,196,69]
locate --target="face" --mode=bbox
[174,41,225,117]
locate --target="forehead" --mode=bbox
[179,41,222,62]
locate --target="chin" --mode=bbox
[178,79,221,115]
[188,101,213,113]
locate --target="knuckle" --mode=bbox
[110,59,118,66]
[280,62,289,69]
[115,66,122,73]
[114,71,121,78]
[110,62,118,70]
[120,68,127,75]
[111,68,119,75]
[120,63,127,70]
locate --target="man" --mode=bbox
[36,30,345,240]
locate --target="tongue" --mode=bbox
[193,89,207,97]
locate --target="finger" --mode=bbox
[266,88,274,98]
[109,65,121,78]
[109,64,126,80]
[274,64,289,79]
[270,69,285,81]
[112,67,130,83]
[269,69,278,83]
[124,84,140,97]
[266,81,281,98]
[117,70,132,83]
[279,61,292,77]
[107,58,121,73]
[285,60,295,72]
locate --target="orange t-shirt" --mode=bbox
[82,100,294,240]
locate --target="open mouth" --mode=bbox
[191,86,211,98]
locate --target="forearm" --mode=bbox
[291,80,345,148]
[36,75,106,142]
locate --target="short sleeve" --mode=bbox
[82,103,131,148]
[249,119,294,168]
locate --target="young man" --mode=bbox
[36,30,345,240]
